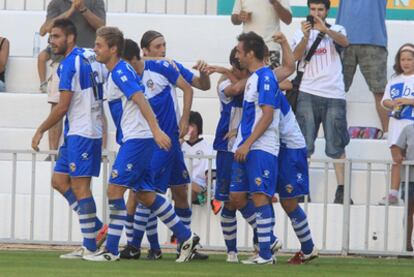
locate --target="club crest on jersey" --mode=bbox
[111,169,118,179]
[81,152,89,160]
[69,162,76,172]
[126,163,133,172]
[285,184,294,194]
[255,177,262,186]
[146,79,154,90]
[182,170,189,179]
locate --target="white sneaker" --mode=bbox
[241,255,275,265]
[176,233,200,263]
[226,251,239,263]
[82,250,120,262]
[59,246,96,259]
[271,239,283,254]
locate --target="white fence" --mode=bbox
[0,149,413,257]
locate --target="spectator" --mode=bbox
[336,0,389,136]
[292,0,351,204]
[181,111,214,205]
[395,124,414,252]
[379,44,414,206]
[0,35,10,92]
[38,0,106,155]
[231,0,292,69]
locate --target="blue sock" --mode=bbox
[63,188,79,213]
[125,214,134,245]
[288,206,314,255]
[78,197,98,252]
[239,200,258,245]
[269,204,277,245]
[149,195,191,243]
[175,207,192,230]
[256,204,272,260]
[131,204,150,248]
[146,213,160,250]
[105,198,126,255]
[220,207,237,253]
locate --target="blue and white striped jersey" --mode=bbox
[279,93,306,149]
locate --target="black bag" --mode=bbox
[286,31,326,113]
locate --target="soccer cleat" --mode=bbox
[59,246,96,259]
[241,256,275,265]
[378,194,399,206]
[287,251,304,264]
[83,250,120,262]
[271,239,283,254]
[288,247,319,264]
[96,224,108,248]
[211,199,222,215]
[302,247,319,262]
[120,245,141,260]
[226,251,239,263]
[176,233,200,263]
[191,250,209,260]
[147,249,162,260]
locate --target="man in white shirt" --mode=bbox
[292,0,351,204]
[231,0,292,69]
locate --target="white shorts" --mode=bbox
[47,62,60,104]
[388,117,414,147]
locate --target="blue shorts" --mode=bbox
[277,147,309,199]
[215,151,234,201]
[109,139,155,192]
[150,138,190,194]
[230,150,278,197]
[55,135,102,177]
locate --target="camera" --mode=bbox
[306,15,314,27]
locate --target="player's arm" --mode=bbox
[176,75,194,138]
[32,91,72,151]
[40,2,76,36]
[191,60,211,90]
[224,78,247,97]
[131,93,171,151]
[207,65,239,84]
[272,32,295,82]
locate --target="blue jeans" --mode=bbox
[296,92,349,159]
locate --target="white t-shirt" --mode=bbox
[181,138,214,188]
[292,24,346,99]
[232,0,291,52]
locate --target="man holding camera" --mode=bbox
[292,0,351,204]
[231,0,292,69]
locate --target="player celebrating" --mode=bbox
[83,26,199,262]
[31,18,107,259]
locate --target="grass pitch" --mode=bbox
[0,250,414,277]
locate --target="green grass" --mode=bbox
[1,250,414,277]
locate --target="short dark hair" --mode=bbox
[393,43,414,75]
[52,18,77,41]
[123,39,141,61]
[307,0,330,9]
[96,26,124,57]
[229,47,241,70]
[237,32,265,60]
[189,111,203,135]
[140,30,163,49]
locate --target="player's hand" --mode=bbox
[313,15,329,33]
[272,32,287,44]
[193,60,209,74]
[234,143,250,162]
[223,128,238,141]
[394,98,411,106]
[239,11,251,23]
[154,129,171,151]
[31,130,43,152]
[206,65,228,75]
[179,118,189,139]
[301,21,312,38]
[73,0,86,10]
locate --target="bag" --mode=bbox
[286,31,326,113]
[348,126,384,139]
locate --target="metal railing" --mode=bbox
[2,0,215,15]
[1,148,413,257]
